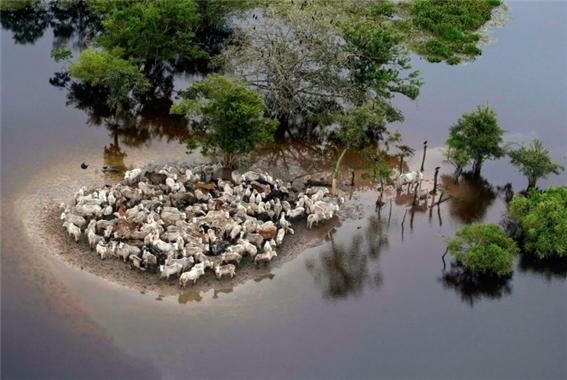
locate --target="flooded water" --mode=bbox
[2,2,566,379]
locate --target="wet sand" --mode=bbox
[37,203,336,296]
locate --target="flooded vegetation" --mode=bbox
[2,1,566,379]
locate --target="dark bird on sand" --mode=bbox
[80,162,89,169]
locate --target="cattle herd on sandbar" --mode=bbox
[60,164,341,287]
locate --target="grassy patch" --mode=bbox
[406,0,501,64]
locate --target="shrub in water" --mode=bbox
[446,223,519,277]
[508,186,567,259]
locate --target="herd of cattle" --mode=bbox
[60,164,341,287]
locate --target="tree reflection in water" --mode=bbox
[518,254,567,281]
[0,0,102,48]
[440,263,512,307]
[255,141,335,180]
[306,214,387,300]
[64,80,190,152]
[442,172,496,223]
[103,129,128,178]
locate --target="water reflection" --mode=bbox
[442,173,496,223]
[255,141,336,181]
[0,0,102,48]
[518,254,567,281]
[103,134,128,177]
[440,264,513,307]
[306,215,387,300]
[65,81,190,149]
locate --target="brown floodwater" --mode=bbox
[2,2,566,379]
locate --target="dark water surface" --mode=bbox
[2,2,566,379]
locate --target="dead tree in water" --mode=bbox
[412,180,420,206]
[431,166,440,194]
[420,140,428,173]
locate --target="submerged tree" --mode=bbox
[446,223,519,278]
[171,74,278,168]
[69,49,150,119]
[507,138,564,190]
[508,186,567,260]
[445,105,504,176]
[327,99,401,197]
[94,0,204,69]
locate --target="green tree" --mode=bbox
[95,0,204,68]
[507,139,564,190]
[171,74,278,167]
[363,148,394,207]
[508,187,567,259]
[69,49,150,118]
[329,101,400,196]
[445,105,504,176]
[446,223,519,277]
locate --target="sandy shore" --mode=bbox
[35,202,337,298]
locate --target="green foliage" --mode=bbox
[507,139,564,189]
[407,0,501,64]
[342,22,421,101]
[171,74,277,167]
[96,0,204,64]
[446,223,518,277]
[445,105,504,175]
[334,101,403,148]
[362,148,393,188]
[195,0,253,29]
[69,49,150,114]
[50,46,72,62]
[370,1,397,18]
[508,187,567,259]
[0,0,36,11]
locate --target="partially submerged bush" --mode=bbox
[508,187,567,259]
[408,0,501,64]
[446,223,518,277]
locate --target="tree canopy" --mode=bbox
[507,139,564,190]
[508,187,567,260]
[95,0,204,66]
[445,105,504,176]
[69,49,150,116]
[171,74,278,167]
[222,2,422,135]
[446,223,519,277]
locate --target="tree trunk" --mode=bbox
[331,148,348,197]
[420,141,427,173]
[223,153,237,169]
[275,118,289,141]
[472,159,483,177]
[432,166,440,194]
[527,177,537,191]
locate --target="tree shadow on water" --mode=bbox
[1,0,102,47]
[518,254,567,281]
[442,172,496,224]
[440,263,512,307]
[305,214,387,300]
